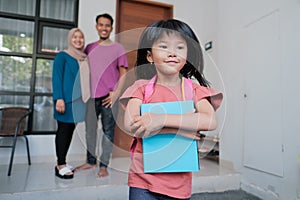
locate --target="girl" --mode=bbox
[52,28,88,179]
[120,19,223,199]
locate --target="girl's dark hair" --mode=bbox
[135,19,209,87]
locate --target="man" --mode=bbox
[75,13,128,177]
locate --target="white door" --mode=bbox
[242,10,284,177]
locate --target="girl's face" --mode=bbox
[71,31,84,49]
[147,32,187,77]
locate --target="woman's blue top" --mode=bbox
[52,51,86,123]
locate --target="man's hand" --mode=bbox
[102,91,114,108]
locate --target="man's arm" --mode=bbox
[102,66,128,107]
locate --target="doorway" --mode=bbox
[113,0,173,157]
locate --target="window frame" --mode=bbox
[38,21,75,55]
[0,0,79,134]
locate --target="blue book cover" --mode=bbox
[141,100,200,173]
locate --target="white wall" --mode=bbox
[217,0,300,200]
[2,1,299,199]
[78,0,117,44]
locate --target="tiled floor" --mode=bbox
[0,157,241,200]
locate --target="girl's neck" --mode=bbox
[156,74,181,86]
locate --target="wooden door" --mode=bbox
[113,0,173,157]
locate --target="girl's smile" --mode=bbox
[147,32,187,77]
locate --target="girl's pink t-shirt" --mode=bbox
[119,79,223,199]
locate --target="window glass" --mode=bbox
[0,0,36,16]
[0,56,32,92]
[0,95,30,108]
[41,26,69,53]
[34,59,55,132]
[36,58,53,93]
[40,0,77,21]
[32,96,56,131]
[0,18,34,54]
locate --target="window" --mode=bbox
[0,0,79,134]
[40,25,71,53]
[0,0,36,16]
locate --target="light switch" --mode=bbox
[205,41,213,51]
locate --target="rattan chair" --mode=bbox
[0,107,32,176]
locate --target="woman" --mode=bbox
[52,28,89,179]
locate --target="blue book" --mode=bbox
[141,100,200,173]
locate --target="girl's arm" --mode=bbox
[165,98,217,131]
[125,97,217,138]
[123,98,143,136]
[124,97,166,138]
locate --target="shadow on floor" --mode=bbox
[191,189,262,200]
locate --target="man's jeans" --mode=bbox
[85,97,115,168]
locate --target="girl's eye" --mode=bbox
[177,45,185,50]
[158,45,167,49]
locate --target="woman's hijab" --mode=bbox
[64,28,90,102]
[64,28,86,61]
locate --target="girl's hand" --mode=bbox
[56,99,65,113]
[177,129,201,140]
[130,112,165,138]
[157,128,201,140]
